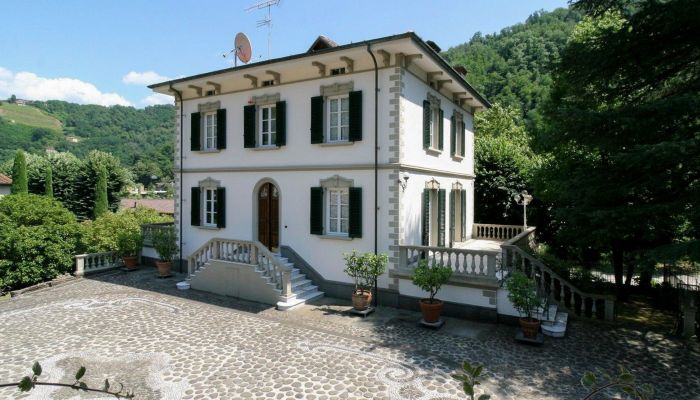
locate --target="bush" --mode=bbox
[411,260,453,303]
[116,230,143,257]
[343,251,388,294]
[82,206,172,253]
[504,271,543,319]
[0,194,83,291]
[153,227,178,262]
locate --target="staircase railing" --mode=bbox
[188,238,293,300]
[141,222,174,247]
[501,244,616,321]
[473,223,525,241]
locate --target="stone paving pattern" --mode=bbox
[0,269,698,399]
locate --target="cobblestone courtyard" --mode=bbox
[1,269,698,399]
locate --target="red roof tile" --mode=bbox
[0,174,12,185]
[119,199,174,215]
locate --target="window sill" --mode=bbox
[197,149,221,154]
[251,145,280,151]
[318,234,353,241]
[319,141,354,147]
[198,225,221,230]
[451,154,464,161]
[425,147,442,156]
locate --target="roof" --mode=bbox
[0,174,12,185]
[150,32,490,109]
[119,199,174,215]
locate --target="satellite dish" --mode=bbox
[235,32,252,64]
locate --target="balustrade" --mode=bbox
[472,223,524,241]
[398,245,498,280]
[75,252,120,276]
[141,223,174,247]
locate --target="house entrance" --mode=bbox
[257,182,279,251]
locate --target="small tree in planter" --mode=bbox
[505,271,544,338]
[116,230,143,270]
[344,251,387,311]
[152,227,178,277]
[411,260,452,323]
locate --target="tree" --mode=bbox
[534,0,700,298]
[93,166,108,219]
[10,150,27,194]
[9,94,16,103]
[44,165,53,198]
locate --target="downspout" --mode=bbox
[169,84,184,273]
[366,43,379,307]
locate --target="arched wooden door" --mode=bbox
[258,183,279,250]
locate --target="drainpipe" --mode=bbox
[366,43,379,307]
[170,84,184,273]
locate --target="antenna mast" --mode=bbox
[245,0,280,59]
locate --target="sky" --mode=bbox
[0,0,569,108]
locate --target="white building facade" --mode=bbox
[150,33,504,317]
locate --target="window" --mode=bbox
[450,186,467,244]
[421,181,445,247]
[310,176,362,238]
[330,67,346,75]
[423,94,443,151]
[328,95,349,142]
[259,104,277,146]
[191,180,226,229]
[204,188,217,227]
[262,80,275,87]
[204,112,217,150]
[327,188,349,235]
[310,89,362,144]
[451,112,465,158]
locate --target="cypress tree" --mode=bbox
[93,166,109,218]
[45,165,53,198]
[10,150,28,194]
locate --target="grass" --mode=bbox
[0,103,62,131]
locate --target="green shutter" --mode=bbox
[348,187,362,238]
[461,124,466,157]
[311,96,324,144]
[438,189,446,247]
[461,189,467,239]
[216,187,226,228]
[438,109,444,151]
[421,189,430,246]
[310,187,323,234]
[191,187,201,226]
[422,100,431,149]
[450,190,455,245]
[190,112,201,151]
[244,105,256,148]
[450,115,456,156]
[275,101,286,146]
[348,90,362,142]
[216,109,227,149]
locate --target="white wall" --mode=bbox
[398,278,496,309]
[0,186,10,197]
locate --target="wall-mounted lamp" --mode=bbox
[397,175,409,192]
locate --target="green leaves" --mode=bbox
[31,362,42,377]
[343,251,389,292]
[581,367,654,400]
[75,366,86,381]
[18,376,33,392]
[411,260,453,302]
[581,371,597,389]
[453,360,490,400]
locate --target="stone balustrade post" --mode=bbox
[75,255,85,277]
[681,300,697,338]
[398,246,407,270]
[279,269,293,301]
[604,297,616,321]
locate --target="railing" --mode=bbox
[141,223,174,247]
[501,244,616,321]
[398,245,498,280]
[188,238,293,300]
[75,252,120,276]
[473,223,524,241]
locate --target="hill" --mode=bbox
[0,101,175,184]
[443,7,581,129]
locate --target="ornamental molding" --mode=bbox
[427,93,441,107]
[198,101,220,113]
[321,81,354,97]
[198,177,221,188]
[452,181,463,190]
[320,174,354,188]
[425,178,440,190]
[252,93,280,105]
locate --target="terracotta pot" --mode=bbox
[122,256,138,270]
[352,289,372,311]
[419,299,444,323]
[519,317,541,338]
[156,260,172,277]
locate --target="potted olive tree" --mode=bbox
[411,260,452,323]
[505,271,544,338]
[153,227,178,277]
[116,230,143,270]
[343,251,388,311]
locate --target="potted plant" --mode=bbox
[411,260,453,323]
[505,271,544,338]
[152,227,178,277]
[344,251,369,310]
[116,230,143,270]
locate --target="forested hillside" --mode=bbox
[443,7,581,129]
[0,101,175,185]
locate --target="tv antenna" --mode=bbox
[245,0,280,59]
[223,32,253,67]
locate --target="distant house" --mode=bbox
[119,199,174,216]
[0,174,12,197]
[15,99,27,106]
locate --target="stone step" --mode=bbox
[542,311,568,338]
[534,304,558,322]
[276,289,324,311]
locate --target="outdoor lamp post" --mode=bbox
[513,190,533,229]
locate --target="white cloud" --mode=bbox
[0,67,131,106]
[141,93,173,106]
[122,71,169,86]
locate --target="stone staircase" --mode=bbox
[272,253,324,310]
[534,302,569,338]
